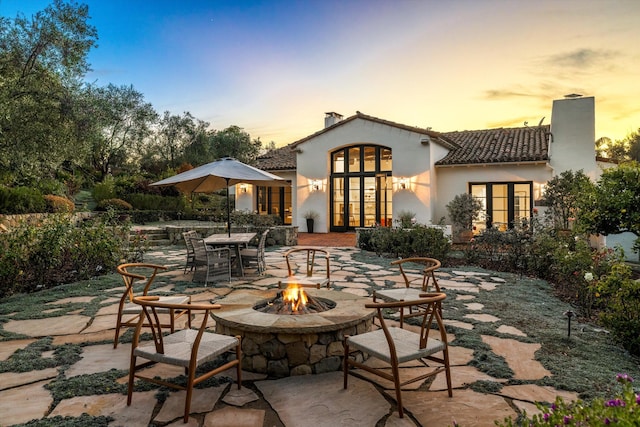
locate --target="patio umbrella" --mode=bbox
[151,157,289,236]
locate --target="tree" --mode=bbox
[145,111,209,170]
[595,137,612,159]
[209,125,262,165]
[182,127,216,168]
[579,162,640,238]
[542,170,594,229]
[88,84,158,180]
[0,0,98,184]
[446,193,483,231]
[624,129,640,162]
[262,140,277,154]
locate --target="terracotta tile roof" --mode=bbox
[255,144,296,171]
[255,117,552,171]
[437,125,551,166]
[290,111,459,151]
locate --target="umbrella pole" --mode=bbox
[226,178,231,237]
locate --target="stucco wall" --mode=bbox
[295,118,438,232]
[434,163,552,223]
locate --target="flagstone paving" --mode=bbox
[0,243,584,426]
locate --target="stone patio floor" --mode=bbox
[0,243,581,427]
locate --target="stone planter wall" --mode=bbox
[166,225,298,246]
[0,212,96,230]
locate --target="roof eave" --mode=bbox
[435,160,549,168]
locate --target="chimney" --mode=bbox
[550,95,597,177]
[324,112,343,128]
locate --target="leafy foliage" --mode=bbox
[579,161,640,239]
[96,198,133,211]
[446,193,483,231]
[358,224,450,259]
[542,170,593,230]
[0,186,46,214]
[0,214,129,297]
[44,194,75,213]
[0,0,98,184]
[395,210,416,228]
[497,374,640,426]
[594,263,640,355]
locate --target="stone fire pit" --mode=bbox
[210,289,375,378]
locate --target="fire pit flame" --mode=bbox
[282,284,308,312]
[253,285,336,315]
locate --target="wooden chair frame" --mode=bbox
[115,263,191,349]
[344,292,452,418]
[374,257,442,327]
[127,296,241,423]
[278,247,331,289]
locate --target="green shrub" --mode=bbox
[409,224,451,259]
[0,214,128,297]
[0,186,46,214]
[396,210,416,228]
[96,198,133,211]
[123,193,185,211]
[497,374,640,426]
[357,224,450,259]
[44,195,75,213]
[34,178,67,197]
[594,263,640,355]
[92,179,116,202]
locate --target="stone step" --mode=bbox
[146,239,172,247]
[129,228,170,247]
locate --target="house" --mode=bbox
[237,95,611,237]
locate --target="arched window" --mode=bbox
[330,145,392,231]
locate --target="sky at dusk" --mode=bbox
[2,0,640,146]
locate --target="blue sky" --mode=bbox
[2,0,640,145]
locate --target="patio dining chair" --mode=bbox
[127,295,242,423]
[239,228,271,275]
[115,263,191,349]
[373,257,441,327]
[182,230,199,274]
[344,292,452,418]
[278,247,331,289]
[192,238,232,285]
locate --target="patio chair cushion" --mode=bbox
[134,329,239,368]
[346,327,446,364]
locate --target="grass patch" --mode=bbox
[0,338,82,373]
[13,414,113,427]
[46,370,132,404]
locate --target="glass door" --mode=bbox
[377,174,393,227]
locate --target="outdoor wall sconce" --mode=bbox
[394,176,411,191]
[310,179,323,191]
[239,184,248,193]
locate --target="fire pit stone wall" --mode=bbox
[210,289,375,378]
